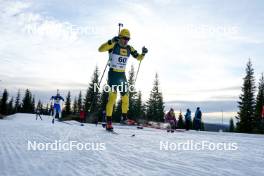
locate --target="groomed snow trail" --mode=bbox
[0,113,263,176]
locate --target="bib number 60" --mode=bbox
[118,57,127,63]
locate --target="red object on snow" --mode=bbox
[261,106,264,118]
[80,111,85,120]
[127,119,136,125]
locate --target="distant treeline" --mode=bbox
[1,61,263,134]
[0,65,165,123]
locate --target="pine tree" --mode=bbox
[15,90,21,113]
[8,97,14,115]
[45,103,50,115]
[192,118,196,130]
[0,89,8,115]
[134,91,145,121]
[0,94,1,113]
[146,73,164,122]
[77,91,83,113]
[229,118,235,132]
[84,66,100,113]
[127,65,137,120]
[32,96,35,112]
[22,89,34,113]
[201,121,205,131]
[98,86,108,121]
[236,60,256,133]
[73,97,78,114]
[64,91,72,115]
[255,73,264,118]
[113,99,122,122]
[255,73,264,133]
[177,112,185,129]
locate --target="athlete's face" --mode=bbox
[120,37,130,46]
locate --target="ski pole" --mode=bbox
[134,46,147,86]
[118,23,123,34]
[98,63,108,88]
[134,60,142,85]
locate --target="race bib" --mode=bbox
[109,53,128,70]
[55,99,60,104]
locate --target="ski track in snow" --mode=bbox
[0,113,264,176]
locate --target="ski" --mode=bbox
[106,130,119,135]
[59,121,73,125]
[105,130,136,137]
[111,131,119,135]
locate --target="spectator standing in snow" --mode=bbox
[165,108,177,132]
[194,107,202,130]
[177,111,185,129]
[80,109,85,123]
[35,108,42,120]
[184,108,191,130]
[95,116,98,126]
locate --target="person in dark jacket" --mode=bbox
[194,107,202,130]
[184,108,191,130]
[80,109,85,123]
[165,108,177,132]
[35,108,42,120]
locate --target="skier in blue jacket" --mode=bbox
[50,90,64,123]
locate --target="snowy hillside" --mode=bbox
[0,113,264,176]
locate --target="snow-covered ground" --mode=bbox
[0,113,263,176]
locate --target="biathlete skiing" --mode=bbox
[50,90,64,124]
[98,26,148,131]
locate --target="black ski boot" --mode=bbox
[106,116,113,131]
[120,113,128,124]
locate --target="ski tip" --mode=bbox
[111,131,119,135]
[106,130,118,134]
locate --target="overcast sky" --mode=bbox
[0,0,264,121]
